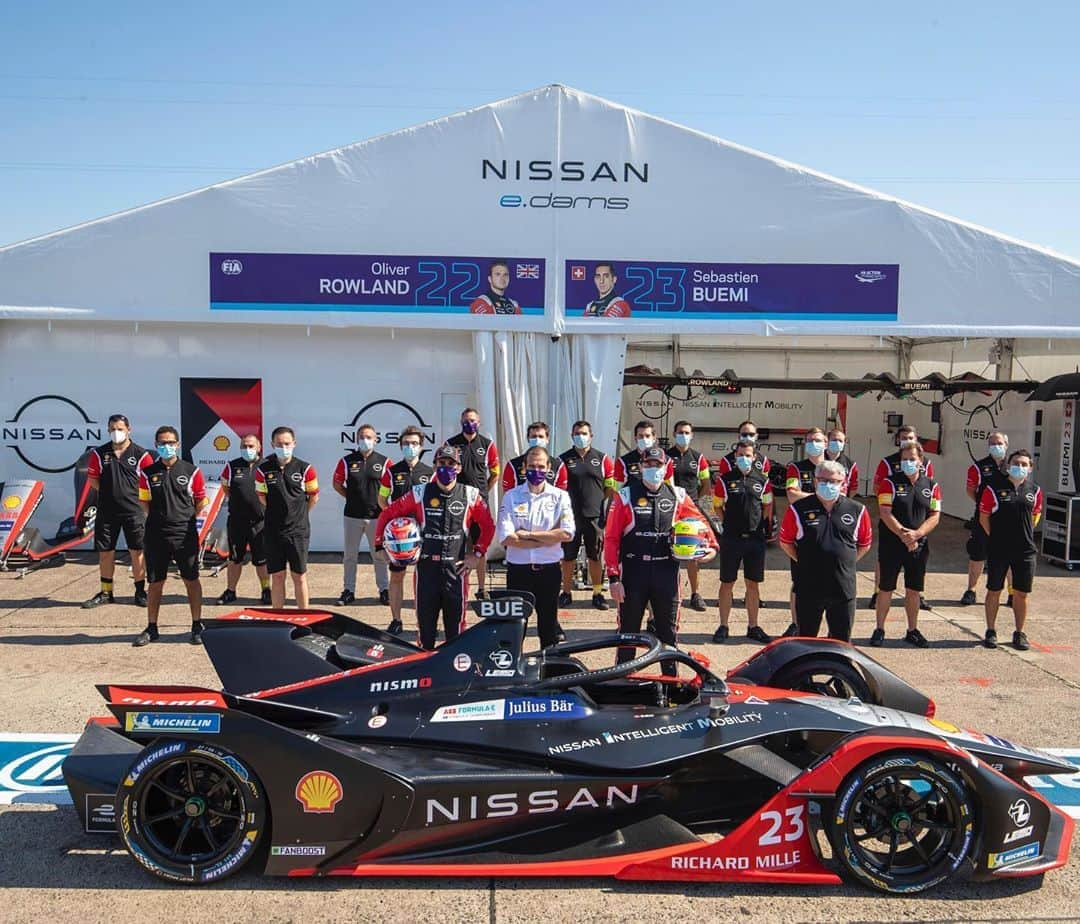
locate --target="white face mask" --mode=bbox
[357,438,375,453]
[110,429,128,445]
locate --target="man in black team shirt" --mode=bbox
[82,413,155,609]
[446,408,499,599]
[132,426,208,647]
[255,426,319,609]
[217,433,270,606]
[333,422,390,607]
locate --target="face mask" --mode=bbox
[461,420,479,435]
[1009,464,1029,481]
[899,437,917,449]
[527,436,548,449]
[572,433,591,450]
[674,433,691,448]
[401,444,421,460]
[436,465,457,486]
[828,439,844,455]
[241,447,259,462]
[735,455,753,474]
[816,481,841,502]
[525,469,548,486]
[739,432,756,445]
[806,440,825,457]
[157,443,178,460]
[900,459,920,476]
[110,429,128,445]
[636,436,654,452]
[357,438,375,453]
[273,445,293,462]
[641,467,664,488]
[988,444,1007,461]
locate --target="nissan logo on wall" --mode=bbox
[341,399,436,454]
[3,395,101,473]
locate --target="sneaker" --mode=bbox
[82,591,114,609]
[190,622,204,645]
[386,619,403,635]
[475,588,487,601]
[689,592,707,612]
[378,589,390,606]
[983,628,998,649]
[591,593,608,611]
[558,591,573,607]
[904,627,929,648]
[260,587,272,605]
[134,589,148,608]
[1012,630,1030,651]
[712,625,730,643]
[217,588,238,606]
[132,625,159,648]
[919,595,932,612]
[959,589,977,606]
[782,623,799,638]
[747,625,772,644]
[869,627,886,647]
[336,589,355,606]
[554,623,567,643]
[1005,594,1014,608]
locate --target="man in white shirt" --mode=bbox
[496,446,576,647]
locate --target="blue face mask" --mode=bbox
[641,466,664,488]
[356,438,375,453]
[572,433,591,450]
[674,433,691,448]
[1009,464,1029,481]
[273,445,293,462]
[901,459,920,476]
[828,439,844,455]
[988,443,1007,461]
[527,436,548,449]
[816,481,841,502]
[241,446,259,462]
[806,440,825,458]
[636,436,655,453]
[735,455,754,473]
[156,443,178,460]
[738,432,756,444]
[401,444,421,460]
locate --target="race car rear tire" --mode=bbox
[827,752,974,894]
[117,740,268,884]
[771,656,873,702]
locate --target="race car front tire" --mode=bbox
[771,656,873,702]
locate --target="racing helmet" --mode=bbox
[671,517,711,561]
[383,517,422,565]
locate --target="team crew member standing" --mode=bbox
[716,420,772,478]
[378,426,434,635]
[375,444,495,650]
[614,421,674,487]
[980,449,1043,651]
[825,428,859,496]
[668,420,713,612]
[605,448,717,675]
[82,414,154,609]
[712,441,773,644]
[447,408,499,600]
[559,420,616,610]
[217,433,270,605]
[961,430,1009,605]
[333,423,390,607]
[871,442,942,648]
[502,421,568,493]
[255,427,319,609]
[133,427,208,647]
[497,447,576,647]
[782,427,829,637]
[779,460,873,641]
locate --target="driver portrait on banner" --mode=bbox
[583,262,632,317]
[469,260,522,315]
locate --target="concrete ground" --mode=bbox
[1,509,1078,922]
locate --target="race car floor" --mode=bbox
[1,512,1079,923]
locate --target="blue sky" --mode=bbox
[2,1,1079,257]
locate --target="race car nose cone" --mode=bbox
[184,796,207,818]
[890,811,912,833]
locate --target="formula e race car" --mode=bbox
[63,594,1074,893]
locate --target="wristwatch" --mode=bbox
[474,550,485,559]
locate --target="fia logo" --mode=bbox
[221,259,243,275]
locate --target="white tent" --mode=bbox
[2,85,1079,545]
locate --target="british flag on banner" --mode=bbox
[516,263,540,279]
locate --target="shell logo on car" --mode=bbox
[295,770,343,814]
[2,495,21,510]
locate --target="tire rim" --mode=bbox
[137,756,246,866]
[796,670,867,700]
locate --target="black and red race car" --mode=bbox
[63,593,1074,893]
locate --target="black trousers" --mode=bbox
[617,560,680,676]
[506,562,562,648]
[795,593,855,642]
[414,560,467,651]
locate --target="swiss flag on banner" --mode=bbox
[571,265,586,281]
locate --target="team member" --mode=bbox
[716,420,772,478]
[375,444,495,650]
[469,260,521,315]
[614,421,674,487]
[961,430,1009,605]
[378,426,433,635]
[871,442,942,648]
[668,420,713,611]
[132,427,208,647]
[217,434,270,605]
[82,414,154,609]
[333,423,390,606]
[559,420,617,610]
[497,446,576,647]
[255,427,319,609]
[447,407,499,599]
[712,441,773,644]
[779,460,873,641]
[605,447,717,675]
[825,427,860,496]
[781,428,829,636]
[583,262,632,318]
[979,449,1043,651]
[502,421,568,493]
